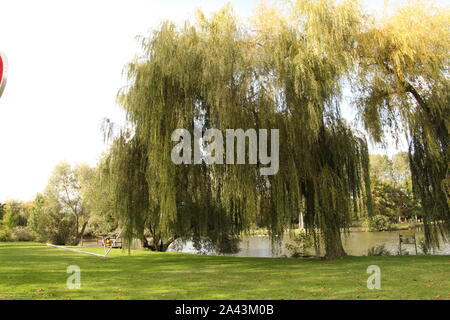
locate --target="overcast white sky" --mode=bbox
[0,0,427,202]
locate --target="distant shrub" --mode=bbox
[285,231,314,258]
[367,244,391,256]
[366,215,392,232]
[0,227,11,242]
[10,226,35,242]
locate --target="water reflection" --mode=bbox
[168,231,450,257]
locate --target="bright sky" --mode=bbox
[0,0,421,202]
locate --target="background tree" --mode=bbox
[30,162,95,245]
[370,153,421,222]
[2,200,30,229]
[391,153,412,191]
[370,155,394,183]
[0,202,5,220]
[371,179,420,222]
[82,164,118,236]
[28,194,44,238]
[0,201,34,241]
[29,193,74,245]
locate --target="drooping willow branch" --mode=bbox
[102,1,376,258]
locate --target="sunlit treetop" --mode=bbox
[354,0,449,247]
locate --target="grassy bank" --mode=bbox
[0,242,448,300]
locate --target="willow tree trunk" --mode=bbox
[324,228,347,259]
[147,238,176,252]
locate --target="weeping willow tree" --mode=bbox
[103,0,373,258]
[354,0,449,249]
[250,0,373,258]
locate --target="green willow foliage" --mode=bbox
[103,0,376,258]
[355,1,449,248]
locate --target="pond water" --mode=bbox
[168,230,450,257]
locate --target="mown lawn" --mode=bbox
[0,242,448,300]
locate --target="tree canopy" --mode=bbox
[355,0,449,247]
[102,0,448,258]
[30,162,95,245]
[101,0,376,258]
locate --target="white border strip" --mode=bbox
[46,243,106,258]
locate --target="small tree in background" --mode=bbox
[369,154,422,223]
[29,193,74,245]
[2,200,30,229]
[29,162,96,245]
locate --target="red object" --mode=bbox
[0,52,7,98]
[0,54,3,84]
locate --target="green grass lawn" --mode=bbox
[0,242,448,300]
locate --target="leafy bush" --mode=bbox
[367,244,391,256]
[366,215,392,231]
[0,227,11,242]
[10,226,35,242]
[29,194,76,245]
[2,201,29,228]
[285,231,314,258]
